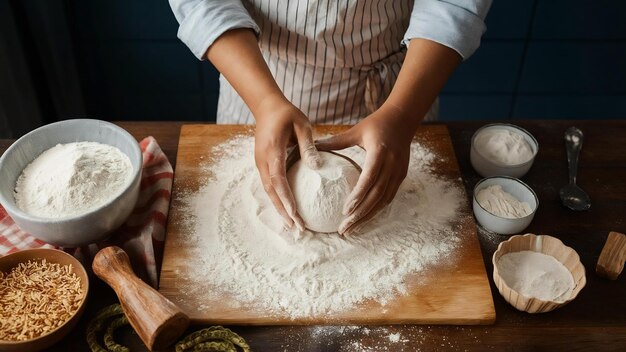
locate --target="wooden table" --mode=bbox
[2,120,625,351]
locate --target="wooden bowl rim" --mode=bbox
[286,149,362,173]
[0,248,90,346]
[492,233,587,308]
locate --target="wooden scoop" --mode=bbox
[93,246,189,351]
[596,231,626,280]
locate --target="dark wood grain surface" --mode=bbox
[2,120,625,351]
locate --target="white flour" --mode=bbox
[387,333,402,343]
[14,142,133,218]
[287,152,359,233]
[178,136,464,319]
[476,185,532,219]
[474,128,533,165]
[497,251,575,302]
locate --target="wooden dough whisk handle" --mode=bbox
[596,231,626,280]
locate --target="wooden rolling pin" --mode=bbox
[93,246,190,351]
[596,231,626,280]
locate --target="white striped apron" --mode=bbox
[217,0,438,124]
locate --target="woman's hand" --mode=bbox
[254,93,322,231]
[316,39,460,235]
[316,105,416,235]
[205,29,323,231]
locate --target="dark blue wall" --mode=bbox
[70,0,626,122]
[441,0,626,120]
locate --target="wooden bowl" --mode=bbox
[492,233,586,313]
[0,249,89,352]
[286,148,362,172]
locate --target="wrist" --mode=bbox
[251,91,290,122]
[377,101,421,133]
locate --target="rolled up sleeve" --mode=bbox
[169,0,260,60]
[403,0,493,60]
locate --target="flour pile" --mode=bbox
[14,142,133,218]
[474,128,534,165]
[179,136,463,318]
[497,251,575,302]
[476,184,532,219]
[288,152,360,233]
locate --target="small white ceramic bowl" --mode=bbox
[470,123,538,178]
[473,176,538,235]
[0,119,142,247]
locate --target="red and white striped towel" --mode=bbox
[0,136,173,288]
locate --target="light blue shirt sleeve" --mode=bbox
[403,0,493,60]
[169,0,260,60]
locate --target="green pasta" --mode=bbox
[175,326,250,352]
[186,341,236,352]
[87,304,127,352]
[104,316,130,352]
[87,304,250,352]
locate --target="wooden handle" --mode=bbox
[93,246,189,351]
[596,231,626,280]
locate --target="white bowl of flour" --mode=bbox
[0,119,142,246]
[473,176,538,235]
[471,123,538,178]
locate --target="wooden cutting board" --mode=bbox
[159,124,495,325]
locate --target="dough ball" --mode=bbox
[287,152,360,233]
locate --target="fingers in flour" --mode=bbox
[342,172,402,236]
[257,158,294,229]
[269,157,305,231]
[340,148,407,235]
[339,169,388,235]
[317,131,374,216]
[315,130,358,152]
[293,121,322,170]
[342,148,385,216]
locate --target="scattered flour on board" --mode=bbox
[177,135,464,319]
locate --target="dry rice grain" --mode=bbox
[0,259,84,341]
